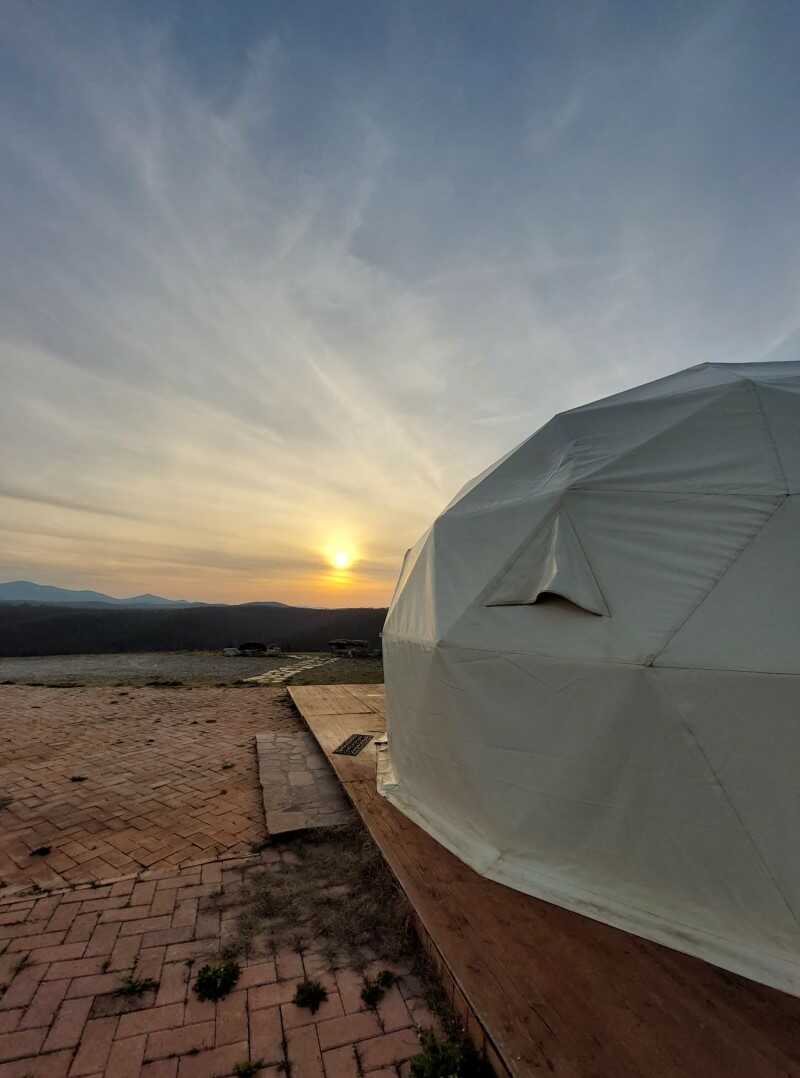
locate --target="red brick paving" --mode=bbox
[0,687,296,892]
[0,856,431,1076]
[0,687,432,1076]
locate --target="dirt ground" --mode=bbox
[0,652,384,688]
[0,652,295,687]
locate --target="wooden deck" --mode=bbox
[288,684,800,1078]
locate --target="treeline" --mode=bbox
[0,603,387,657]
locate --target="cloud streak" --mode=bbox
[1,1,800,603]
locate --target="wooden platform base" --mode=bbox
[289,685,800,1078]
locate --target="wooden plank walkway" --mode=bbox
[289,684,800,1078]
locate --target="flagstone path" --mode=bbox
[243,657,338,686]
[256,732,354,836]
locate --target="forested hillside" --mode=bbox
[0,603,386,656]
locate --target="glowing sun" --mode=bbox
[330,549,354,570]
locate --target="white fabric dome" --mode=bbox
[381,359,800,996]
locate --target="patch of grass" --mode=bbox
[233,1058,266,1076]
[231,824,413,969]
[194,959,240,1001]
[293,979,328,1014]
[114,974,159,997]
[286,657,383,687]
[410,1028,492,1078]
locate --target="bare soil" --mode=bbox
[0,650,303,686]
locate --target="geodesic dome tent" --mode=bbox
[381,360,800,996]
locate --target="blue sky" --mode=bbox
[1,1,799,604]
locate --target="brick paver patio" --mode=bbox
[0,853,433,1077]
[0,687,297,892]
[0,687,435,1077]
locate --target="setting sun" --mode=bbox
[331,550,354,570]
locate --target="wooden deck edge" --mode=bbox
[409,899,512,1078]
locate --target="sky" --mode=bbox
[2,1,800,607]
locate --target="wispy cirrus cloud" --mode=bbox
[1,1,799,603]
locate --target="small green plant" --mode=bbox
[233,1061,265,1077]
[361,980,384,1008]
[115,974,159,997]
[410,1029,492,1078]
[360,969,397,1007]
[293,979,328,1014]
[194,959,241,1001]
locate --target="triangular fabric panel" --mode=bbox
[753,382,800,493]
[485,510,608,616]
[656,496,800,673]
[577,380,784,494]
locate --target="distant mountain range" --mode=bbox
[0,580,205,607]
[0,580,292,609]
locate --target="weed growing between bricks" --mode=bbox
[234,1061,267,1077]
[361,969,397,1007]
[293,978,329,1013]
[408,951,493,1078]
[194,958,241,1000]
[115,973,160,997]
[411,1027,492,1078]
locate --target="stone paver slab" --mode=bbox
[256,731,354,836]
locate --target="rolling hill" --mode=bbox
[0,601,386,656]
[0,580,202,607]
